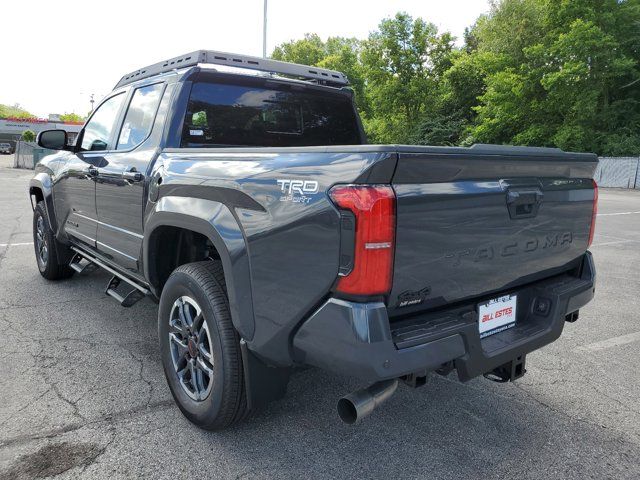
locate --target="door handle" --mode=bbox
[506,188,543,219]
[86,165,99,178]
[122,167,143,183]
[506,189,543,206]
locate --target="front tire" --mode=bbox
[33,201,74,280]
[158,261,247,430]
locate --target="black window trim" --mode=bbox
[114,81,167,153]
[76,89,129,155]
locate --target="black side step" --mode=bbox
[105,276,146,307]
[69,253,98,274]
[70,246,150,307]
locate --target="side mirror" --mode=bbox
[89,139,108,151]
[37,129,69,150]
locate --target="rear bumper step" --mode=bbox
[293,252,595,383]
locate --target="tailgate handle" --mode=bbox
[506,188,543,219]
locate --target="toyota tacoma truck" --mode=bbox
[29,50,598,429]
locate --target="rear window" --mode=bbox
[181,80,361,147]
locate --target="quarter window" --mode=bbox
[80,93,126,151]
[117,83,164,150]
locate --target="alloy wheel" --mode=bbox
[168,296,214,401]
[35,215,48,267]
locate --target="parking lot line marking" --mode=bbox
[591,239,635,247]
[575,331,640,352]
[0,242,33,247]
[597,210,640,216]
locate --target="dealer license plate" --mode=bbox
[478,294,517,338]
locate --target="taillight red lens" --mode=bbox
[588,179,598,248]
[329,185,396,296]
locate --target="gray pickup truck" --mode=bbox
[30,50,598,429]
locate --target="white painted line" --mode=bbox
[575,331,640,352]
[591,240,634,247]
[0,242,33,247]
[597,211,640,217]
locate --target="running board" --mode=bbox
[70,246,150,307]
[105,276,146,307]
[69,253,98,274]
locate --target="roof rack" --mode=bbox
[114,50,349,89]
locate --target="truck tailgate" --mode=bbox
[388,146,598,318]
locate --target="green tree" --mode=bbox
[59,112,85,123]
[470,0,640,155]
[270,3,640,154]
[272,33,326,66]
[360,12,455,143]
[0,103,36,119]
[272,34,368,114]
[21,130,36,142]
[413,49,508,146]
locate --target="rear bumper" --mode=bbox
[293,252,596,383]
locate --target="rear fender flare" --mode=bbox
[144,196,256,340]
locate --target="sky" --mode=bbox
[0,0,490,117]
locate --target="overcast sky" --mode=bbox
[0,0,490,117]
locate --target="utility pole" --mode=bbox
[263,0,268,58]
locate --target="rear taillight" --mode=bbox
[588,179,598,248]
[329,185,396,296]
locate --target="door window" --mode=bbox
[80,93,126,151]
[116,83,164,150]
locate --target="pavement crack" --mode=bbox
[0,400,175,450]
[120,343,156,407]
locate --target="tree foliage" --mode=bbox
[21,130,36,142]
[471,0,640,155]
[360,13,455,143]
[58,113,85,123]
[0,103,36,120]
[272,34,368,115]
[272,1,640,155]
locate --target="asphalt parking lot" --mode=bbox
[0,156,639,479]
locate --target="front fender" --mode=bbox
[144,196,256,341]
[29,174,57,232]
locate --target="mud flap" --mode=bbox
[240,339,290,411]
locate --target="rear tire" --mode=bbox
[33,201,74,280]
[158,260,248,430]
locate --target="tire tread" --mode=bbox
[170,260,248,429]
[34,201,74,280]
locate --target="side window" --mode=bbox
[117,83,164,150]
[181,81,361,147]
[80,93,126,152]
